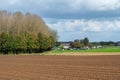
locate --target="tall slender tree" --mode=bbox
[0,10,57,54]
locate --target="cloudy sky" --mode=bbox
[0,0,120,41]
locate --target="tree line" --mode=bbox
[71,37,92,49]
[56,37,92,49]
[92,41,119,47]
[0,10,57,54]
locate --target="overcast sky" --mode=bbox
[0,0,120,41]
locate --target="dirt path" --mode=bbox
[0,55,120,80]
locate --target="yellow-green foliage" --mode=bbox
[0,10,57,54]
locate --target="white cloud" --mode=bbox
[0,0,20,5]
[45,18,120,41]
[9,0,20,5]
[86,0,120,11]
[1,0,120,13]
[47,19,120,32]
[68,0,120,11]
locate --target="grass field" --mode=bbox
[52,47,120,53]
[41,47,120,55]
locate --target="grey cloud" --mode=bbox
[0,0,120,19]
[1,0,120,41]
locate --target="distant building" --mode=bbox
[62,43,70,49]
[92,45,102,49]
[57,42,72,50]
[80,46,89,50]
[116,42,120,46]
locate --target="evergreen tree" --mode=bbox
[83,37,89,46]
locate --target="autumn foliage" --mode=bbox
[0,11,57,54]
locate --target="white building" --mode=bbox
[62,43,70,49]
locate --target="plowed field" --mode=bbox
[0,55,120,80]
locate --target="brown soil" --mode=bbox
[0,55,120,80]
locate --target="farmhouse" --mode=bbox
[92,45,102,49]
[62,43,70,49]
[56,42,72,50]
[61,42,72,49]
